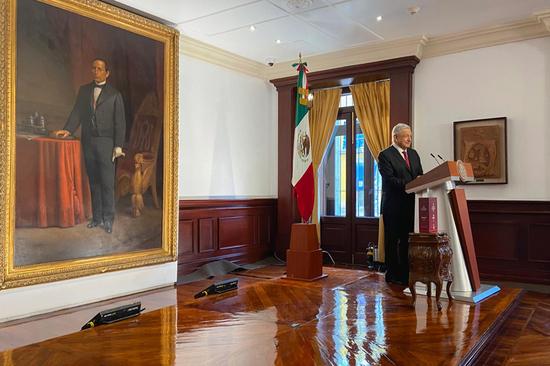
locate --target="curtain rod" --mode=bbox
[310,78,389,92]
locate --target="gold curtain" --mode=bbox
[310,88,342,241]
[350,81,390,262]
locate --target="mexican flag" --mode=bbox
[291,61,314,222]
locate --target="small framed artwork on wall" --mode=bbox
[453,117,508,184]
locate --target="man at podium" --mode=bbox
[378,123,423,285]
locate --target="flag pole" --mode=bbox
[299,51,308,226]
[285,52,327,281]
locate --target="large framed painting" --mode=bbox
[0,0,179,289]
[453,117,508,184]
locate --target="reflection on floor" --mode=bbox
[1,265,547,365]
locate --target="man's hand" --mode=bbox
[52,130,70,139]
[112,147,125,162]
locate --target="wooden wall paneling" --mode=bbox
[258,214,270,244]
[470,222,519,260]
[219,216,255,249]
[178,220,195,256]
[178,199,277,276]
[468,200,550,285]
[198,218,215,253]
[177,198,550,284]
[527,223,550,263]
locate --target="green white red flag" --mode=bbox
[291,60,314,222]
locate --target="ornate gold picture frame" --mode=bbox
[1,0,179,289]
[453,117,508,184]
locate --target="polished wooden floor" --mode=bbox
[474,290,550,365]
[1,265,547,366]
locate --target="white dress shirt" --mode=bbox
[93,81,106,106]
[392,142,408,161]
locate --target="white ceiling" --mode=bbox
[111,0,550,64]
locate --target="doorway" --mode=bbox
[319,94,381,264]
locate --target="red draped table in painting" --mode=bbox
[15,136,92,228]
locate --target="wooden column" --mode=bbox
[275,87,301,260]
[389,69,414,132]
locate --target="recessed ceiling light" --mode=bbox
[377,16,382,21]
[276,39,281,44]
[249,25,256,31]
[407,6,420,15]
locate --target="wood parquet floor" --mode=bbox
[0,266,545,366]
[474,290,550,365]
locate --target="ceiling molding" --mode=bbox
[178,10,550,81]
[179,35,267,79]
[535,10,550,31]
[422,14,550,59]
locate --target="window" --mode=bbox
[321,93,382,218]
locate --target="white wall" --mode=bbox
[179,55,278,199]
[414,37,550,200]
[0,262,177,322]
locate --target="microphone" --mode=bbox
[430,153,441,165]
[194,278,239,299]
[81,302,144,330]
[437,154,446,163]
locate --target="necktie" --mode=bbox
[93,85,104,108]
[403,150,411,169]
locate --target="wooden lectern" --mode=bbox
[405,161,499,303]
[283,223,327,281]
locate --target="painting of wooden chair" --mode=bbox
[115,92,162,217]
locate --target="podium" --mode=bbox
[282,223,327,281]
[405,161,500,303]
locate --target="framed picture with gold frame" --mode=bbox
[0,0,179,289]
[453,117,508,184]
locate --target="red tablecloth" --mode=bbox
[15,137,92,227]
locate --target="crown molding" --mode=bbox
[179,35,267,79]
[422,13,550,59]
[266,36,427,80]
[535,10,550,31]
[178,10,550,81]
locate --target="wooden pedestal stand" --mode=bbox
[409,233,454,311]
[282,223,327,281]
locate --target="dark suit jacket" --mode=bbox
[64,82,126,148]
[378,145,423,217]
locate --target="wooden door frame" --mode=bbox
[270,56,419,260]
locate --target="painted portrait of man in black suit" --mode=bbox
[54,59,126,234]
[13,0,167,268]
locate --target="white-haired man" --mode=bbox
[378,123,423,286]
